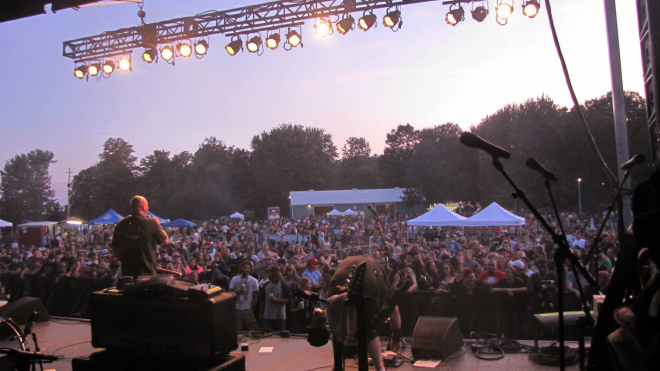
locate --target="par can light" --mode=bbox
[358,14,377,31]
[247,36,262,52]
[522,0,540,18]
[102,60,115,74]
[195,40,209,55]
[177,42,192,57]
[472,6,489,22]
[74,65,86,79]
[226,39,243,55]
[446,6,464,26]
[496,0,514,19]
[142,48,157,63]
[383,10,400,28]
[161,45,174,61]
[266,33,281,49]
[337,16,355,34]
[87,63,100,76]
[315,20,332,37]
[118,57,131,71]
[287,30,302,47]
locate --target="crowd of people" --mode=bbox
[0,205,619,338]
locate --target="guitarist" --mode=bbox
[327,256,402,371]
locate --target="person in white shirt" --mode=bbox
[230,261,259,331]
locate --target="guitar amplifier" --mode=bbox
[91,289,238,357]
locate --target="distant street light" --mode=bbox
[577,178,582,215]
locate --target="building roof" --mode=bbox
[289,188,405,206]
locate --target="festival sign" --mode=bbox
[268,207,280,219]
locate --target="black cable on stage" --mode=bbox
[544,0,617,186]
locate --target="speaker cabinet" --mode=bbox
[0,296,50,324]
[411,317,463,360]
[91,290,238,357]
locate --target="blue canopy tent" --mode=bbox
[161,218,197,228]
[88,209,124,225]
[147,211,168,223]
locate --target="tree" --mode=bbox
[406,123,478,206]
[338,137,379,189]
[379,124,420,188]
[0,149,61,223]
[250,124,338,217]
[342,137,371,159]
[70,138,138,218]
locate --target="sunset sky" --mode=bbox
[0,0,646,205]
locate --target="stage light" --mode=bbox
[358,14,377,31]
[383,10,400,28]
[102,60,114,74]
[226,39,243,55]
[446,6,464,26]
[118,57,131,71]
[247,36,262,52]
[472,6,489,22]
[522,0,540,18]
[266,33,281,49]
[177,42,192,57]
[87,63,100,76]
[315,20,332,37]
[195,40,208,55]
[337,16,355,34]
[161,45,174,61]
[496,0,514,19]
[287,30,301,47]
[142,48,157,63]
[496,16,507,25]
[74,65,86,79]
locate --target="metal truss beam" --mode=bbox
[63,0,443,61]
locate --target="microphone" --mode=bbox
[367,204,378,217]
[526,158,558,182]
[620,154,645,170]
[459,132,511,160]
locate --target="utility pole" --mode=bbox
[604,0,632,227]
[67,168,72,219]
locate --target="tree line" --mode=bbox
[0,91,652,223]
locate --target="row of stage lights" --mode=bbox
[73,0,540,79]
[446,0,541,26]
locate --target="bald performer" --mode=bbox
[111,196,169,277]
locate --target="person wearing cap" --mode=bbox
[508,260,529,284]
[111,196,169,277]
[302,258,322,289]
[259,266,291,331]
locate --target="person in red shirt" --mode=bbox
[478,258,505,285]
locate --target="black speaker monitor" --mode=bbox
[0,297,50,324]
[411,317,463,360]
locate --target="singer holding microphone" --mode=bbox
[111,195,169,278]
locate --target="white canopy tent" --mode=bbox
[230,212,245,220]
[0,219,12,228]
[407,204,467,227]
[344,209,359,215]
[463,202,526,227]
[328,209,343,216]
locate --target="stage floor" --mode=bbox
[27,319,580,370]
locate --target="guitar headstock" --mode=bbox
[346,261,367,305]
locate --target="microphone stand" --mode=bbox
[584,169,632,269]
[490,158,596,371]
[542,178,597,370]
[370,209,388,272]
